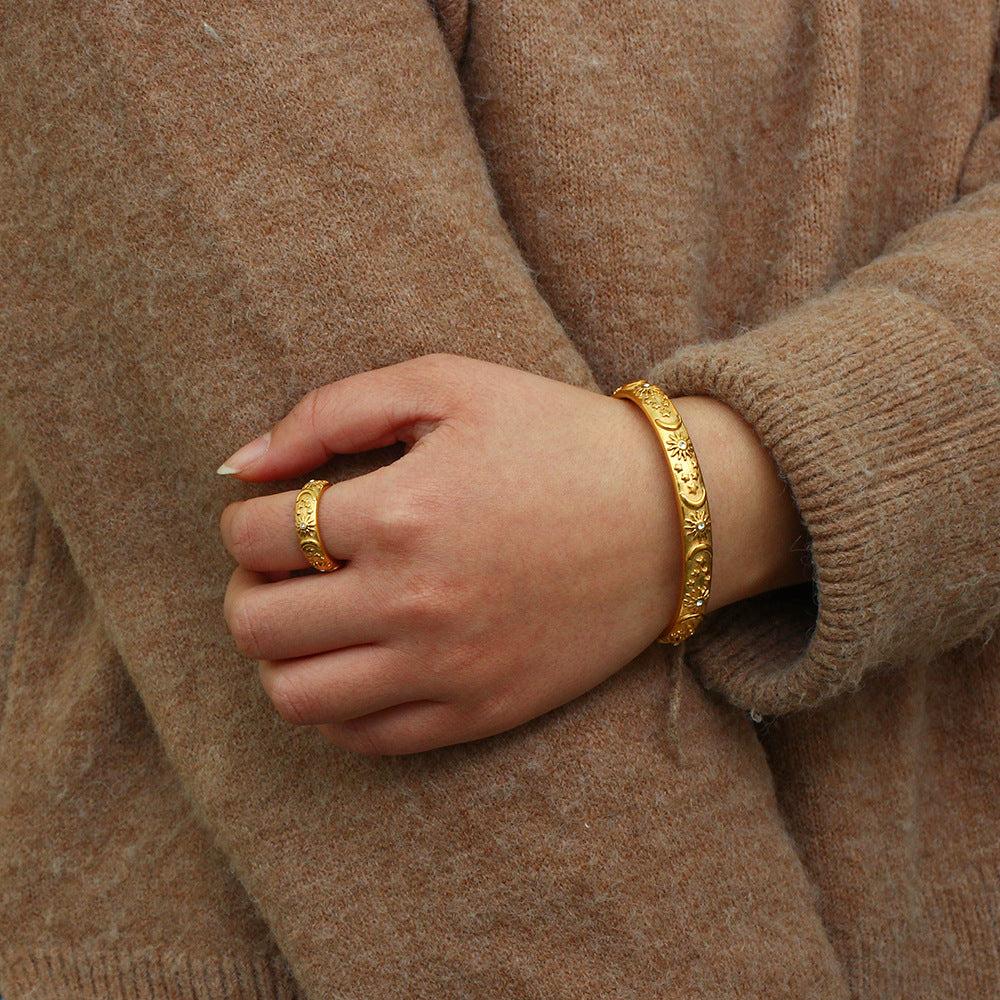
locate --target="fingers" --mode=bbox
[226,567,445,738]
[226,565,496,754]
[264,656,487,756]
[217,354,468,482]
[258,645,437,729]
[220,468,389,573]
[230,569,484,755]
[224,566,387,660]
[316,701,490,756]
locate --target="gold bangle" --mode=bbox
[613,380,712,644]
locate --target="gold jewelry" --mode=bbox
[613,380,712,644]
[294,479,343,572]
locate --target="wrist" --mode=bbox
[670,395,811,614]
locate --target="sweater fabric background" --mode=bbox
[1,0,999,997]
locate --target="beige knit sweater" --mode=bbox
[1,1,999,997]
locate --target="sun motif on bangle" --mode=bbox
[683,508,712,539]
[662,430,693,462]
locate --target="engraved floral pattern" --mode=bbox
[294,480,341,572]
[682,580,711,612]
[665,615,701,643]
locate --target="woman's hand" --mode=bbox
[218,355,684,754]
[218,354,809,754]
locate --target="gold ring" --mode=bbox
[294,479,343,572]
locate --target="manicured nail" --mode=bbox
[217,432,270,475]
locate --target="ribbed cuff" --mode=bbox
[0,950,299,1000]
[650,285,1000,715]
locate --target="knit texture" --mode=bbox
[1,0,998,997]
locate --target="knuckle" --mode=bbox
[370,485,451,557]
[341,719,386,756]
[265,670,320,728]
[372,488,424,544]
[401,352,449,376]
[410,352,455,377]
[401,353,466,406]
[396,573,464,629]
[316,718,388,756]
[226,590,268,658]
[470,692,513,739]
[223,502,263,568]
[301,387,327,441]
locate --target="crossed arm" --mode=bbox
[218,355,810,754]
[4,0,1000,995]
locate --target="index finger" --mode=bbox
[216,354,465,482]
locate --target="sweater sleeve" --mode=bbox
[650,126,1000,717]
[0,2,851,998]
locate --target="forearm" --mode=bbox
[651,194,1000,715]
[0,0,595,992]
[673,395,813,616]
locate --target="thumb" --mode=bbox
[216,357,455,481]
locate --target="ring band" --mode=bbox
[294,479,343,572]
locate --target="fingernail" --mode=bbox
[217,432,270,475]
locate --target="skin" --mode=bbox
[219,354,810,755]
